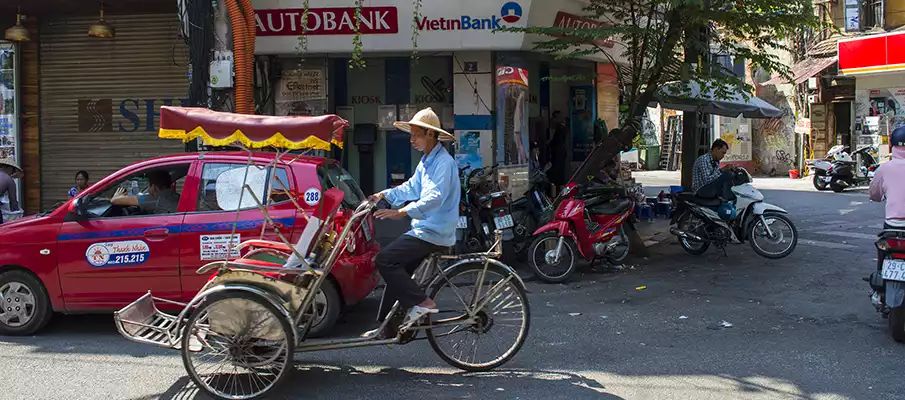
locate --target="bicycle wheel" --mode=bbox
[426,262,530,372]
[181,290,295,400]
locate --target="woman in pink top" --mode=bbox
[869,126,905,229]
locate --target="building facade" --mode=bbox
[244,0,621,195]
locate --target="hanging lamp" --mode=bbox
[88,3,115,38]
[4,7,30,42]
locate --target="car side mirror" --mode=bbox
[72,197,88,220]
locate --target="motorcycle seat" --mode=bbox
[676,192,722,207]
[589,199,633,215]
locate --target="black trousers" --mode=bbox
[375,235,445,310]
[697,171,735,200]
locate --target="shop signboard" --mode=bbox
[551,11,615,48]
[838,31,905,75]
[255,6,399,36]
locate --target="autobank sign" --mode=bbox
[417,2,523,31]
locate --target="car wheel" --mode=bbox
[305,279,342,338]
[0,270,53,336]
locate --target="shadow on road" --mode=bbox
[151,365,622,400]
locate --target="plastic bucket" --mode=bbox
[788,169,799,179]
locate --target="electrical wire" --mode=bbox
[178,0,214,109]
[453,53,492,115]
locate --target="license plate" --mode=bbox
[882,259,905,282]
[494,214,514,229]
[822,176,832,182]
[457,216,468,229]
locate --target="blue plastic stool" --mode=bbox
[635,204,654,221]
[654,202,672,218]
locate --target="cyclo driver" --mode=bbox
[366,107,460,338]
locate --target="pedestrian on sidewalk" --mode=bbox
[0,158,23,224]
[69,170,90,198]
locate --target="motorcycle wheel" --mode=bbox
[813,175,828,191]
[529,232,578,284]
[679,237,710,255]
[889,306,905,343]
[748,212,798,259]
[604,226,630,264]
[830,180,845,193]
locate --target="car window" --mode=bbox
[197,163,292,212]
[82,163,190,218]
[319,164,365,209]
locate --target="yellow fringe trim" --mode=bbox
[159,127,343,150]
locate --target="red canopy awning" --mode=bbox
[158,106,347,150]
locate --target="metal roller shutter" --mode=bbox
[39,14,188,209]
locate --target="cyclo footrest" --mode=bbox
[114,291,186,349]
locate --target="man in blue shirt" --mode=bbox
[368,108,460,336]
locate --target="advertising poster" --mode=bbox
[276,68,327,116]
[570,85,596,162]
[495,66,530,166]
[0,43,16,161]
[455,131,482,172]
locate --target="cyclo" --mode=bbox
[113,106,531,399]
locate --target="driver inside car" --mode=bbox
[111,170,180,214]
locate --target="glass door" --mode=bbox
[0,42,19,203]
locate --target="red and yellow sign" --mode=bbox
[838,31,905,75]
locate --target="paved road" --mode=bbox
[2,173,902,400]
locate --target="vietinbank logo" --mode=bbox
[417,2,523,31]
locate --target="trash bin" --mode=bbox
[643,145,661,170]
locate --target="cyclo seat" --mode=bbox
[676,192,722,207]
[589,199,633,215]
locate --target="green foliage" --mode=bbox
[498,0,822,129]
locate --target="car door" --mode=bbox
[56,161,193,310]
[179,161,299,299]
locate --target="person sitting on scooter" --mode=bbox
[869,126,905,230]
[366,107,460,338]
[692,139,737,199]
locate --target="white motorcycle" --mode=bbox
[669,168,798,258]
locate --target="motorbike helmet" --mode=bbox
[716,203,736,221]
[892,126,905,148]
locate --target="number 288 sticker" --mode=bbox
[304,188,321,206]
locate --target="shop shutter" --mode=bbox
[39,14,188,209]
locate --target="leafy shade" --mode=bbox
[498,0,821,183]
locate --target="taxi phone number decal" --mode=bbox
[85,240,150,268]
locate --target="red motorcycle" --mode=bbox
[528,182,636,283]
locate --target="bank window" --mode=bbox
[197,163,293,212]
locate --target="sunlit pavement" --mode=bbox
[1,173,901,399]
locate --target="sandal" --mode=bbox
[399,305,438,331]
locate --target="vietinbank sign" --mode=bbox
[418,2,523,31]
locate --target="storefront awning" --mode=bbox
[762,57,837,86]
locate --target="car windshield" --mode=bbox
[320,164,365,209]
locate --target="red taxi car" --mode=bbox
[0,152,380,336]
